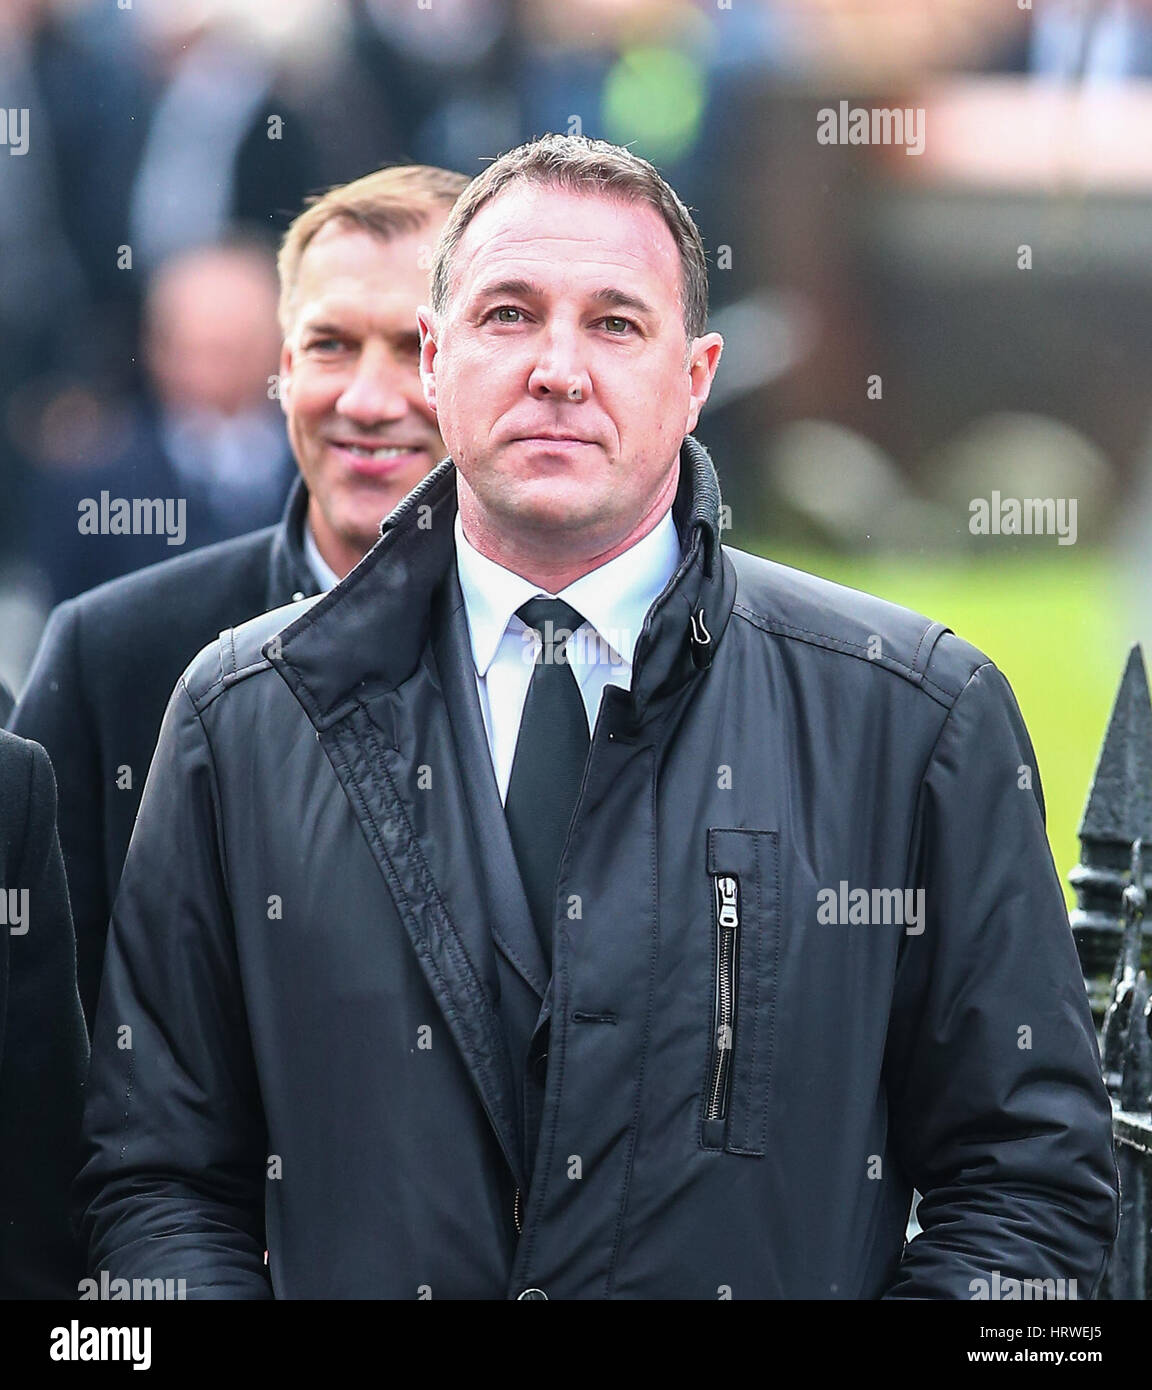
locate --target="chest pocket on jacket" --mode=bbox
[701,828,780,1157]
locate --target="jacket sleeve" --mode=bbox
[75,677,273,1298]
[882,660,1120,1299]
[10,602,108,1029]
[0,738,89,1297]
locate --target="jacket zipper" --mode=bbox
[513,1186,523,1233]
[704,874,740,1136]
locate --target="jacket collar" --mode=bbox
[270,435,736,731]
[266,474,321,607]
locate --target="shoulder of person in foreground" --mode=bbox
[728,546,1119,1297]
[725,544,988,700]
[0,730,88,1298]
[176,591,322,716]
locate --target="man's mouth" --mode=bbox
[515,435,595,447]
[336,443,425,460]
[328,440,433,479]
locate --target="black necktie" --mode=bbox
[504,598,591,971]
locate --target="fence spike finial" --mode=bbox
[1079,645,1152,844]
[1070,645,1152,1019]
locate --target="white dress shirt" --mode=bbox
[304,521,340,593]
[454,508,681,804]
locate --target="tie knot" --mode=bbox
[516,598,586,654]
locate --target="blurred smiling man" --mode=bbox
[277,172,454,581]
[13,164,467,1026]
[78,135,1116,1300]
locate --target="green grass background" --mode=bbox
[760,547,1131,907]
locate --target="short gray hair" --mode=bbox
[430,133,709,341]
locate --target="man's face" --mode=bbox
[418,183,722,562]
[147,250,282,418]
[280,219,447,567]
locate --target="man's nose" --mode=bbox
[527,325,593,403]
[335,344,412,424]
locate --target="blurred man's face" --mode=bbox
[418,183,722,577]
[147,250,282,417]
[280,218,447,578]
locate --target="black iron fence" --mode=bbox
[1070,645,1152,1299]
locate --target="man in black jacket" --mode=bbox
[12,164,468,1024]
[0,730,87,1297]
[77,134,1119,1299]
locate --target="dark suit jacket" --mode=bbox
[11,479,319,1024]
[29,401,295,606]
[0,729,87,1297]
[0,678,12,728]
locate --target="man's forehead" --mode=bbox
[298,221,438,292]
[293,223,436,323]
[455,184,680,292]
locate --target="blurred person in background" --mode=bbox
[348,0,522,172]
[125,0,326,272]
[28,238,294,605]
[990,0,1152,76]
[0,728,87,1298]
[11,164,467,1026]
[0,0,145,561]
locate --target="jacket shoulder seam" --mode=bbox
[730,602,956,705]
[900,658,998,898]
[187,632,273,714]
[917,659,997,769]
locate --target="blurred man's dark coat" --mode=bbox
[10,479,319,1024]
[28,398,295,606]
[0,729,87,1297]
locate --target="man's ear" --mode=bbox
[277,340,293,418]
[685,332,724,435]
[417,306,439,414]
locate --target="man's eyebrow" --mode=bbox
[297,318,347,337]
[296,304,358,331]
[586,287,656,319]
[296,315,420,344]
[470,277,543,304]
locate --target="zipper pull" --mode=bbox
[716,875,739,929]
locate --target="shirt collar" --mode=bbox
[303,519,341,593]
[453,506,681,678]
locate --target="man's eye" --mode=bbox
[307,337,343,352]
[602,316,633,335]
[493,306,524,324]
